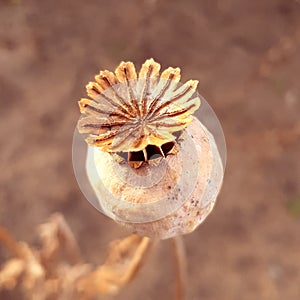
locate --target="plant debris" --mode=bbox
[0,213,152,300]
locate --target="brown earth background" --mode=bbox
[0,0,300,299]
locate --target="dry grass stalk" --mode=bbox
[171,236,187,300]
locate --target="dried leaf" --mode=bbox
[39,213,81,264]
[77,234,153,298]
[0,258,25,289]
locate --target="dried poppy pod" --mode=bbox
[74,58,225,239]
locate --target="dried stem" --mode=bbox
[0,227,23,257]
[171,236,187,300]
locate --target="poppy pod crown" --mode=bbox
[78,58,200,168]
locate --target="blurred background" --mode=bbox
[0,0,300,299]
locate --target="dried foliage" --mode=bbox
[0,213,152,300]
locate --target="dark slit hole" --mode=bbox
[161,141,175,156]
[146,144,163,160]
[116,152,128,160]
[173,130,183,140]
[129,150,145,162]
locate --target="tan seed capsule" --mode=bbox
[75,58,225,239]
